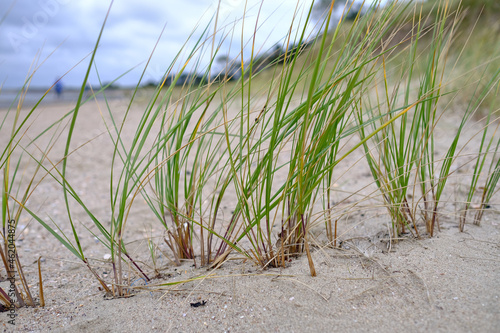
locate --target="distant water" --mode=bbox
[0,89,126,109]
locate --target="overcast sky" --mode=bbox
[1,0,331,89]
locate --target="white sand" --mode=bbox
[1,99,499,332]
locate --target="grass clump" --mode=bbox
[0,62,57,309]
[2,0,499,300]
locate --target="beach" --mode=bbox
[1,97,499,332]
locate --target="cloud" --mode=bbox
[0,0,315,89]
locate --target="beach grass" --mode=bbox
[2,0,500,301]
